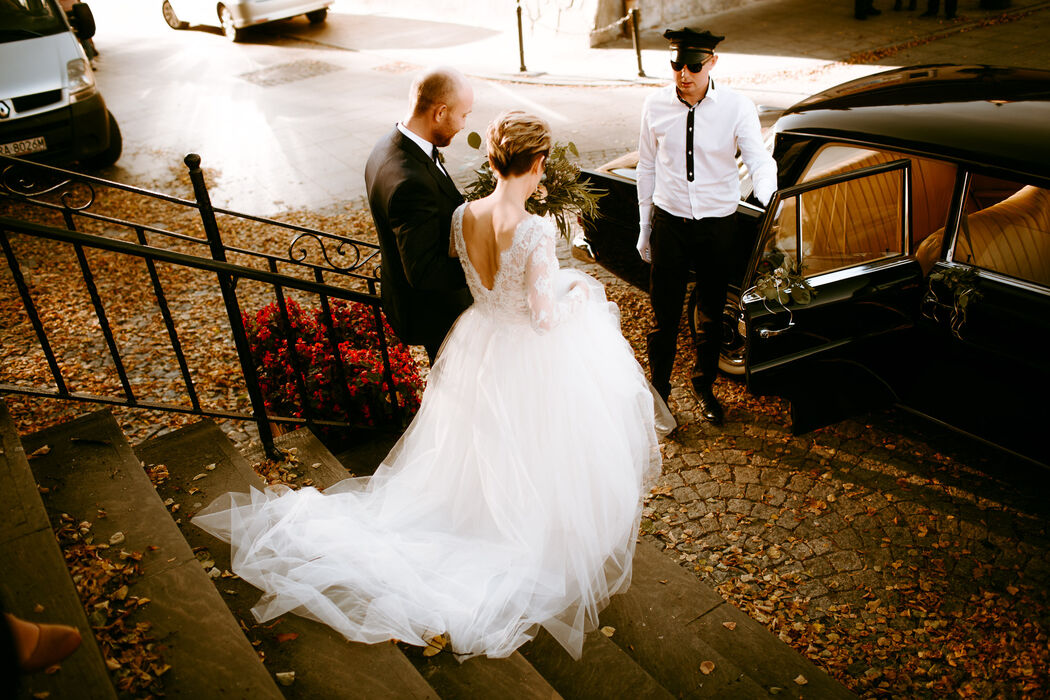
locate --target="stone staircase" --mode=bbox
[1,401,855,699]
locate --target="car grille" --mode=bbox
[12,90,63,113]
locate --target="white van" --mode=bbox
[0,0,121,169]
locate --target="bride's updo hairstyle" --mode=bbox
[486,110,551,178]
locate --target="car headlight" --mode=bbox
[67,58,97,102]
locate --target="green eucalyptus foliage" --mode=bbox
[464,133,606,241]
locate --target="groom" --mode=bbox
[365,67,475,364]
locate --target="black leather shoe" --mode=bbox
[693,386,724,426]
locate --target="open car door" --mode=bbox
[741,158,926,432]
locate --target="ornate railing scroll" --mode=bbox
[0,153,393,459]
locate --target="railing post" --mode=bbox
[630,8,645,78]
[517,0,527,72]
[184,153,278,458]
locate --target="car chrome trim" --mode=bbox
[936,260,1050,298]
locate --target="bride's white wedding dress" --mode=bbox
[192,205,664,660]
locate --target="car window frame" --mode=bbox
[945,170,1050,297]
[744,157,913,296]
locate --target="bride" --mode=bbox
[193,111,668,661]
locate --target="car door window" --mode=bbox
[952,175,1050,287]
[801,144,957,256]
[759,159,909,280]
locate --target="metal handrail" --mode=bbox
[0,154,398,458]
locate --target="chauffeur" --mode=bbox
[636,28,777,424]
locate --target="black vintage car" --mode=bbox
[577,65,1050,466]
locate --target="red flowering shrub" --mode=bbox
[242,298,422,433]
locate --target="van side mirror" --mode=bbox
[70,2,97,40]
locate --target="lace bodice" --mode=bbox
[452,204,585,332]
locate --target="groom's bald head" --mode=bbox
[406,67,474,148]
[409,68,470,118]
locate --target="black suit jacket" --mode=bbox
[364,127,472,349]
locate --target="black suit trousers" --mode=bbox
[647,207,736,400]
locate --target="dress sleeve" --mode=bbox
[524,222,587,333]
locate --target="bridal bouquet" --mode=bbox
[463,134,606,241]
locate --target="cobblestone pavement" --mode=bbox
[555,236,1050,697]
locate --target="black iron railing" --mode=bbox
[0,153,395,457]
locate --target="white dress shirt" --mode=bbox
[636,81,776,250]
[397,122,449,178]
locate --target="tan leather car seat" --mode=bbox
[953,185,1050,286]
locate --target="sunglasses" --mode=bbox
[670,58,711,73]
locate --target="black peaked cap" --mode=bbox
[662,27,724,54]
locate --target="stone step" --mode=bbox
[602,541,856,699]
[136,419,439,700]
[0,401,117,700]
[22,409,283,700]
[244,427,563,700]
[520,627,674,700]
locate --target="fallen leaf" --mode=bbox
[192,473,208,481]
[794,675,808,686]
[275,671,295,686]
[33,603,45,613]
[722,621,737,631]
[109,532,125,546]
[28,445,51,458]
[423,633,448,657]
[600,626,615,637]
[276,632,299,643]
[700,661,715,675]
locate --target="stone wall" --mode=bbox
[338,0,761,43]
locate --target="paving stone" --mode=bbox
[828,551,864,573]
[786,474,815,493]
[708,464,731,481]
[807,557,836,578]
[777,512,803,530]
[720,483,746,500]
[681,467,710,485]
[810,538,835,557]
[734,466,760,484]
[681,452,704,467]
[672,486,697,503]
[744,483,766,501]
[695,481,720,499]
[798,580,829,600]
[751,503,779,521]
[831,528,865,551]
[764,486,788,507]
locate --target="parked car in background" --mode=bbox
[577,65,1050,466]
[161,0,332,42]
[0,0,121,169]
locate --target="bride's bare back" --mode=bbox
[460,201,529,291]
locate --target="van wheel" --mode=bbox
[218,5,243,41]
[162,0,188,29]
[81,112,122,170]
[306,8,327,23]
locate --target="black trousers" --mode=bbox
[925,0,957,14]
[646,207,736,400]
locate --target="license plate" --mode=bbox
[0,136,47,157]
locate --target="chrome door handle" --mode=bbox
[758,322,795,339]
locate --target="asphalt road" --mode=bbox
[88,2,660,216]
